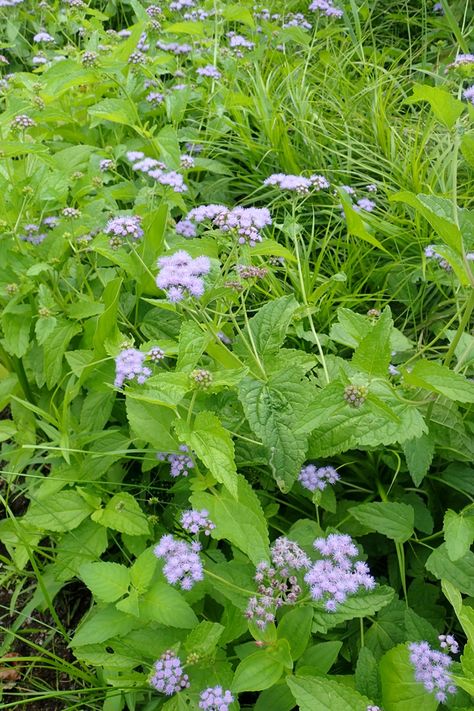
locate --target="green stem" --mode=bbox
[443,289,474,369]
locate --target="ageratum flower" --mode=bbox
[408,641,457,703]
[175,219,197,238]
[304,534,375,611]
[354,198,376,212]
[150,651,190,695]
[309,0,343,18]
[156,250,211,302]
[197,64,221,79]
[187,205,272,247]
[199,687,234,711]
[299,464,340,492]
[11,114,36,130]
[180,509,215,536]
[104,215,144,246]
[157,445,194,477]
[463,85,474,105]
[33,32,55,43]
[114,348,151,388]
[20,224,47,245]
[438,634,459,654]
[154,534,204,590]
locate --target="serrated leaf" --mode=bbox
[391,192,462,254]
[24,491,93,532]
[126,397,178,451]
[232,650,284,693]
[312,586,395,633]
[89,98,137,127]
[407,84,465,129]
[70,606,138,647]
[287,675,372,711]
[277,606,313,661]
[352,307,393,376]
[91,492,149,536]
[184,621,224,656]
[176,321,209,373]
[402,434,435,486]
[403,609,439,645]
[1,304,32,357]
[349,502,414,542]
[130,547,157,593]
[191,475,269,565]
[140,581,197,628]
[426,544,474,596]
[443,510,474,561]
[175,411,238,497]
[379,644,438,711]
[355,646,380,700]
[403,360,474,403]
[297,641,342,675]
[79,562,130,603]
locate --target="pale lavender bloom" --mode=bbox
[199,686,234,711]
[128,50,145,65]
[146,5,162,17]
[156,250,210,302]
[310,174,330,189]
[99,159,115,172]
[104,215,144,242]
[264,173,312,194]
[341,185,356,195]
[114,348,151,388]
[150,651,190,695]
[355,198,376,212]
[154,534,204,589]
[433,2,443,12]
[388,364,400,376]
[463,85,474,105]
[217,331,231,345]
[185,142,203,154]
[150,169,187,192]
[180,154,195,169]
[148,346,165,362]
[132,157,163,173]
[157,445,194,477]
[11,114,36,129]
[438,634,459,654]
[0,55,9,64]
[20,224,46,245]
[305,534,375,611]
[227,32,255,50]
[366,184,377,192]
[62,207,81,219]
[283,13,312,30]
[184,8,209,20]
[33,31,55,43]
[170,0,195,8]
[309,0,343,17]
[0,0,24,5]
[186,204,271,246]
[126,150,145,162]
[409,641,457,703]
[156,41,192,55]
[448,54,474,68]
[181,509,215,536]
[299,464,340,492]
[137,31,149,52]
[197,64,221,79]
[175,219,197,237]
[270,537,311,572]
[187,204,228,223]
[43,216,59,228]
[117,29,132,38]
[466,252,474,261]
[172,83,188,91]
[146,91,165,106]
[366,707,382,711]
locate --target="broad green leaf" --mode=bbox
[93,278,122,356]
[164,21,205,35]
[352,307,393,376]
[391,192,462,254]
[255,683,297,711]
[443,509,474,561]
[1,304,32,357]
[403,609,439,646]
[349,502,414,542]
[402,433,435,486]
[338,188,387,252]
[24,491,93,532]
[312,586,395,634]
[277,606,313,661]
[297,641,342,675]
[191,475,269,565]
[79,562,130,603]
[125,372,189,408]
[222,4,255,26]
[440,464,474,496]
[441,580,474,641]
[140,581,197,628]
[407,84,464,129]
[355,646,379,700]
[155,125,181,168]
[91,492,149,536]
[175,411,238,497]
[126,397,178,451]
[379,644,438,711]
[70,606,138,647]
[54,520,108,582]
[89,98,137,127]
[184,621,224,656]
[232,649,284,693]
[130,547,157,594]
[176,321,209,373]
[403,360,474,403]
[287,675,372,711]
[461,133,474,167]
[330,309,371,348]
[426,544,474,596]
[43,320,81,389]
[238,369,309,492]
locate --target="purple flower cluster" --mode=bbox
[408,641,457,703]
[463,85,474,105]
[150,651,190,695]
[227,32,255,52]
[199,686,234,711]
[157,445,194,477]
[104,215,143,246]
[304,534,375,611]
[366,707,381,711]
[283,13,312,30]
[186,204,272,246]
[114,348,151,388]
[20,224,46,245]
[156,41,192,55]
[309,0,343,18]
[264,173,330,194]
[299,464,340,492]
[245,537,310,629]
[154,534,204,590]
[197,64,221,79]
[99,159,115,172]
[354,197,376,212]
[126,152,187,193]
[448,53,474,69]
[175,219,197,237]
[180,154,195,169]
[438,634,459,654]
[33,31,55,44]
[181,509,215,536]
[156,250,211,302]
[424,245,451,271]
[170,0,195,9]
[146,91,165,106]
[11,114,36,129]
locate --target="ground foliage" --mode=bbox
[0,0,474,709]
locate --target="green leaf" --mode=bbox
[287,675,372,711]
[79,562,130,603]
[391,192,463,254]
[352,307,393,376]
[222,4,255,26]
[155,125,181,168]
[91,492,149,536]
[184,621,224,657]
[1,304,32,357]
[232,649,284,693]
[379,644,438,711]
[140,581,197,628]
[426,544,474,596]
[443,510,474,561]
[70,606,138,647]
[176,321,209,373]
[130,547,157,594]
[175,411,238,498]
[355,646,380,700]
[402,434,435,486]
[43,320,81,389]
[403,360,474,403]
[337,188,388,253]
[125,372,189,408]
[330,309,371,348]
[403,608,439,645]
[349,502,414,542]
[312,586,395,634]
[277,606,313,661]
[191,475,269,565]
[255,683,297,711]
[238,369,309,492]
[297,641,342,675]
[126,397,178,451]
[89,98,137,127]
[24,491,93,532]
[54,520,108,582]
[93,278,122,356]
[407,84,465,129]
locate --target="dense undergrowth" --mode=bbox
[0,0,474,709]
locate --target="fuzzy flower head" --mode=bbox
[463,85,474,105]
[157,445,194,477]
[104,215,143,247]
[408,641,457,703]
[154,534,204,590]
[304,533,376,612]
[270,537,311,573]
[33,31,55,43]
[309,0,343,17]
[156,250,211,302]
[199,686,234,711]
[19,223,47,245]
[114,348,152,388]
[181,509,215,536]
[197,64,221,79]
[299,464,340,492]
[438,634,459,655]
[150,651,190,695]
[11,114,36,130]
